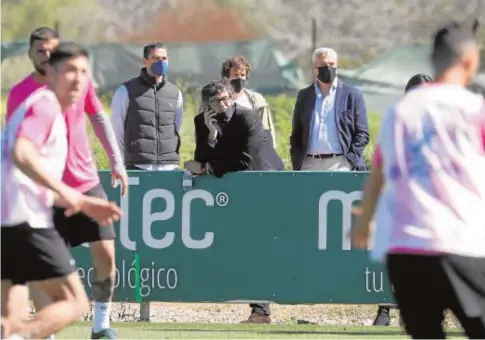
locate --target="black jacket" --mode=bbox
[194,104,284,177]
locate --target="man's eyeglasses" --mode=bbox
[209,96,231,106]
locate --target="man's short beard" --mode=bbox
[34,65,46,76]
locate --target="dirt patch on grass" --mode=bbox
[79,302,460,328]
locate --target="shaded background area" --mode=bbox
[1,40,304,95]
[2,0,485,170]
[3,0,485,115]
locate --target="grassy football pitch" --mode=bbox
[57,322,465,339]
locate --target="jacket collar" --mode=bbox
[139,67,166,88]
[314,77,339,96]
[219,103,236,122]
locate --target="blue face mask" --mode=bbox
[150,60,168,77]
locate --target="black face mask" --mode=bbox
[317,66,337,84]
[230,78,247,93]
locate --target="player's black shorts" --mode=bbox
[54,183,116,248]
[387,253,485,338]
[1,223,76,285]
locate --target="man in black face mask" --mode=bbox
[185,79,283,180]
[219,56,277,148]
[290,47,369,171]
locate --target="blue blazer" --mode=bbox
[290,80,370,170]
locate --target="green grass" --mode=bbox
[1,89,382,170]
[58,322,465,339]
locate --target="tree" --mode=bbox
[231,0,485,64]
[0,0,170,42]
[1,0,105,41]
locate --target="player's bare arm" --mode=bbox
[55,194,122,226]
[88,109,128,195]
[12,137,82,208]
[11,137,122,224]
[350,164,383,249]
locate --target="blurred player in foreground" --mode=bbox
[6,27,127,339]
[351,20,485,338]
[372,73,433,327]
[1,42,122,339]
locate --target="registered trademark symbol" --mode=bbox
[215,192,229,207]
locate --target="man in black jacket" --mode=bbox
[185,79,283,324]
[185,79,284,178]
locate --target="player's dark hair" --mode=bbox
[48,41,89,68]
[143,42,166,59]
[29,27,59,48]
[405,74,433,93]
[431,20,478,77]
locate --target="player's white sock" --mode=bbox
[45,334,55,340]
[93,302,111,333]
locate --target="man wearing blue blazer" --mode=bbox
[290,47,369,171]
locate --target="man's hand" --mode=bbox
[351,221,372,249]
[347,205,373,249]
[351,206,362,215]
[67,196,122,226]
[239,152,252,168]
[56,186,84,215]
[184,160,204,175]
[203,109,218,141]
[111,168,129,196]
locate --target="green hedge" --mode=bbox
[3,90,381,170]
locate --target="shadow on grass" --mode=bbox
[151,327,464,337]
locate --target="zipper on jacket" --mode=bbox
[154,84,160,164]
